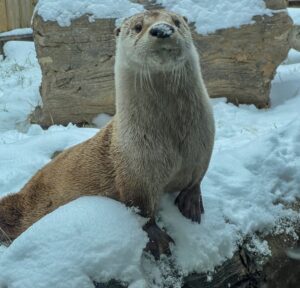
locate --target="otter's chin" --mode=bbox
[149,52,185,69]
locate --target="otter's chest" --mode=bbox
[164,103,214,192]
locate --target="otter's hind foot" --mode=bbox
[175,184,204,223]
[143,220,174,260]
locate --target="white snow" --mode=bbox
[35,0,144,27]
[0,28,32,38]
[288,8,300,25]
[0,41,41,132]
[34,0,273,34]
[157,0,272,34]
[0,197,148,288]
[92,113,112,129]
[0,15,300,287]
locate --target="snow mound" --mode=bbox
[0,197,148,288]
[157,0,272,34]
[35,0,144,27]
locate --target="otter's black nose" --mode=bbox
[149,23,175,39]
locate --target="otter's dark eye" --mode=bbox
[134,23,143,33]
[174,19,181,28]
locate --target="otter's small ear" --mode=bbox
[115,27,121,37]
[183,16,188,24]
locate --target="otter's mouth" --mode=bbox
[151,46,181,54]
[160,47,177,53]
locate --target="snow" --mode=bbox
[0,41,41,132]
[154,0,272,34]
[152,23,175,37]
[0,18,300,288]
[92,113,112,129]
[35,0,273,34]
[35,0,144,27]
[288,8,300,25]
[0,197,148,288]
[0,28,32,38]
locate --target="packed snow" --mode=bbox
[0,9,300,288]
[35,0,273,34]
[34,0,144,27]
[288,8,300,25]
[157,0,272,34]
[0,28,33,38]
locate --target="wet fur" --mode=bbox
[0,10,215,244]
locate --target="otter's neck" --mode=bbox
[114,57,210,141]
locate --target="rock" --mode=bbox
[31,0,293,127]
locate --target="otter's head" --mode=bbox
[115,10,194,71]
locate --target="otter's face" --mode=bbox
[116,10,193,70]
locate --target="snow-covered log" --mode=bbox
[31,0,293,127]
[93,222,300,288]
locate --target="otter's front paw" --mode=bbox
[175,185,204,223]
[143,221,174,260]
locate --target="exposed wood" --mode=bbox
[31,15,117,127]
[6,0,21,31]
[0,33,33,42]
[0,0,35,32]
[0,0,8,32]
[20,0,34,28]
[265,0,288,9]
[289,0,300,6]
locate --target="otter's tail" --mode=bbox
[0,193,25,245]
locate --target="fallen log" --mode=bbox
[31,0,293,126]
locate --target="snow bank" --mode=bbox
[152,0,272,34]
[0,197,148,288]
[0,28,300,286]
[35,0,144,27]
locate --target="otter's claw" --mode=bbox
[143,221,174,260]
[175,185,204,223]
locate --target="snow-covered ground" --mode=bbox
[0,9,300,288]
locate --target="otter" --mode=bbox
[0,10,215,259]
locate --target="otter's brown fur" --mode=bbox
[0,10,215,257]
